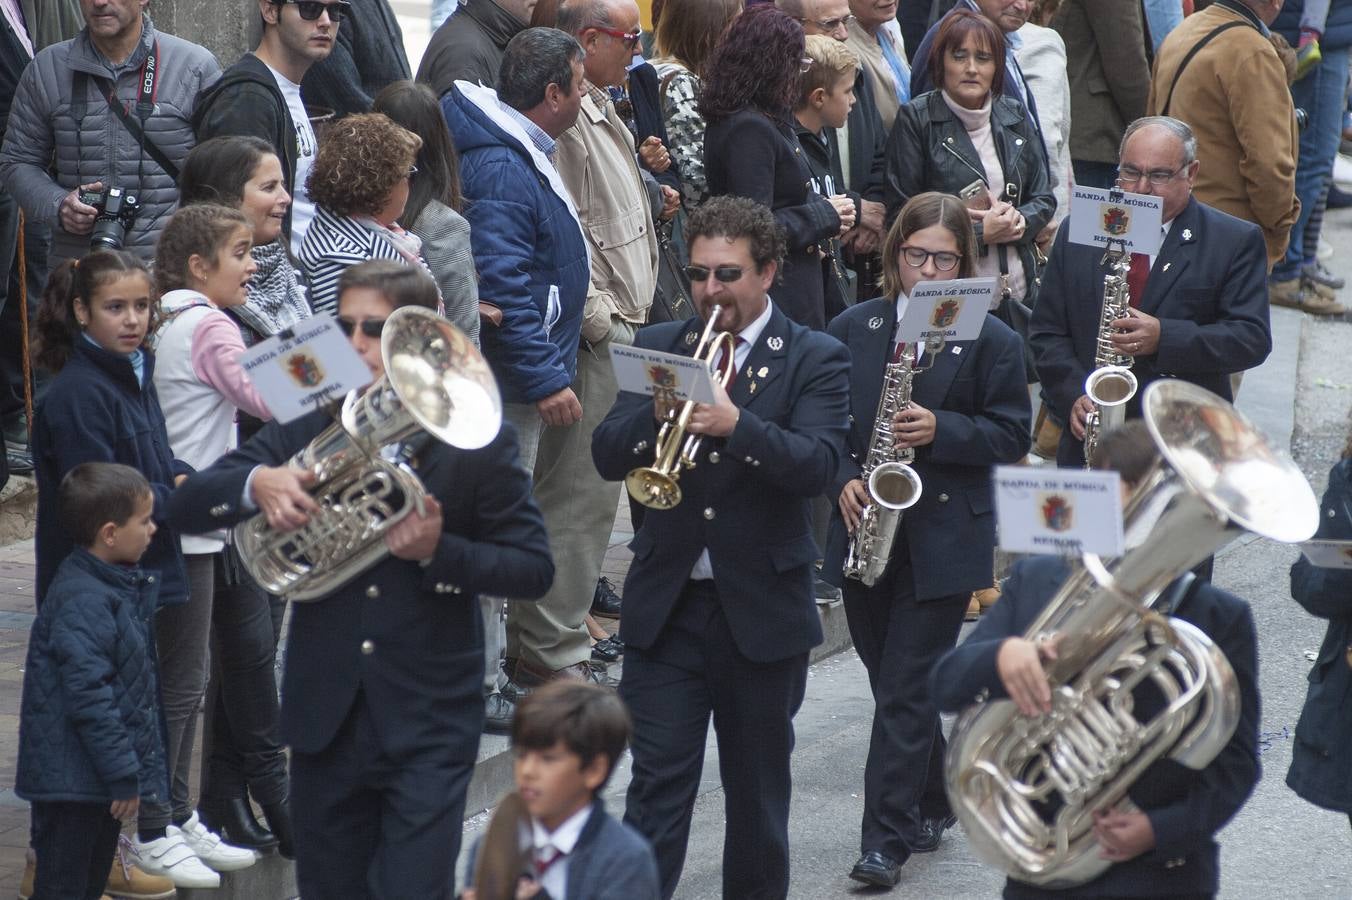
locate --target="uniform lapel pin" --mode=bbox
[952,345,963,355]
[749,382,758,394]
[758,366,769,378]
[867,316,884,331]
[684,331,697,346]
[1181,228,1192,241]
[767,336,784,351]
[1163,262,1172,272]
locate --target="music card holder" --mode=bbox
[1068,185,1164,256]
[895,277,995,363]
[1298,539,1352,570]
[239,315,373,424]
[610,344,716,405]
[994,467,1125,557]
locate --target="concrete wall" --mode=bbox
[150,0,258,67]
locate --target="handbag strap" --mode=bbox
[1160,21,1250,118]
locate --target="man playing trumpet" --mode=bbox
[591,196,849,900]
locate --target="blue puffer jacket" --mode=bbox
[32,338,190,606]
[442,81,589,405]
[16,548,169,804]
[1274,0,1352,50]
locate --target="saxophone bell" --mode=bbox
[867,461,923,511]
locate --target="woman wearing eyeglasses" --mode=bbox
[700,4,855,331]
[298,112,441,317]
[822,191,1031,888]
[883,9,1054,325]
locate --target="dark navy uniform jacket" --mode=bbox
[1029,196,1271,467]
[591,304,850,663]
[821,299,1032,600]
[167,410,553,760]
[932,556,1261,898]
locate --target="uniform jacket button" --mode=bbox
[360,639,375,655]
[703,507,715,520]
[452,585,462,594]
[366,585,380,599]
[938,493,950,503]
[708,451,720,463]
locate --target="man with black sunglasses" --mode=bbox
[194,0,340,253]
[300,0,410,118]
[593,196,850,899]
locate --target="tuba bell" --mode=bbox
[233,306,501,601]
[944,380,1318,888]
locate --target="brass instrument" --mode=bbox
[625,306,737,510]
[945,380,1318,888]
[1082,246,1137,466]
[234,307,501,601]
[841,344,923,587]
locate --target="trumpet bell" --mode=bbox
[381,306,501,450]
[869,461,922,511]
[626,467,683,510]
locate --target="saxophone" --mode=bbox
[1082,248,1137,466]
[944,380,1318,888]
[841,345,923,587]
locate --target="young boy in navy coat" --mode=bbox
[16,463,172,898]
[466,682,659,900]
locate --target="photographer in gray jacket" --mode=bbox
[0,0,218,264]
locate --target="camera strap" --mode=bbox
[71,41,180,182]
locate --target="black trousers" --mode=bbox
[621,580,808,900]
[842,556,968,862]
[199,555,288,805]
[289,691,474,900]
[29,801,121,900]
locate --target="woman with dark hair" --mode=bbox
[700,4,855,330]
[179,136,312,348]
[823,191,1031,887]
[884,9,1053,320]
[374,81,480,346]
[651,0,743,208]
[299,113,438,316]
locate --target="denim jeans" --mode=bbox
[1272,47,1352,281]
[199,553,288,805]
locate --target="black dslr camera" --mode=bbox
[77,186,141,251]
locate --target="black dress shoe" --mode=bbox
[261,800,295,860]
[591,576,623,618]
[591,636,624,663]
[912,814,958,853]
[848,850,903,887]
[1329,183,1352,210]
[198,797,278,852]
[485,690,516,734]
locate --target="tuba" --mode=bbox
[945,380,1317,888]
[1082,247,1137,466]
[625,306,737,510]
[234,307,501,601]
[841,345,923,587]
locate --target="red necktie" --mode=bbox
[890,341,916,365]
[1126,253,1150,308]
[534,847,563,878]
[715,337,746,386]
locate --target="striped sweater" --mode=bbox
[298,205,423,316]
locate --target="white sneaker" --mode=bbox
[178,811,260,872]
[130,832,222,888]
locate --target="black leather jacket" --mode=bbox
[883,90,1055,303]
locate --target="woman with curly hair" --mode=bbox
[651,0,743,208]
[298,113,437,316]
[700,4,856,330]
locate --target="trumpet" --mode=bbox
[625,306,738,510]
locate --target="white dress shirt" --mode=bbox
[527,804,593,900]
[890,291,926,365]
[688,299,774,581]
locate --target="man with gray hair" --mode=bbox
[442,27,591,729]
[500,0,660,692]
[1029,116,1272,468]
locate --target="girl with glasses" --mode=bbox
[822,191,1032,888]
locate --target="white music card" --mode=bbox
[611,344,715,404]
[895,277,995,346]
[239,316,372,423]
[995,467,1124,557]
[1298,540,1352,569]
[1067,186,1164,255]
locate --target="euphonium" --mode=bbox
[841,345,923,587]
[945,380,1318,888]
[625,306,737,510]
[234,307,501,601]
[1083,249,1137,466]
